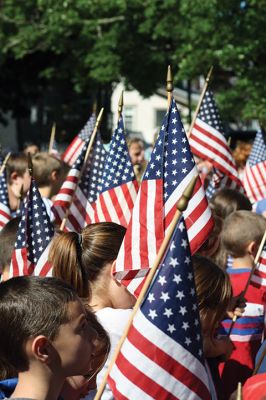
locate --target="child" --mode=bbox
[0,217,20,281]
[210,188,252,220]
[48,222,136,400]
[219,210,266,398]
[0,276,104,400]
[32,152,69,220]
[6,153,31,215]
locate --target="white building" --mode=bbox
[111,83,197,145]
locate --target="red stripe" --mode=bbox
[250,167,264,199]
[11,251,20,277]
[107,375,131,400]
[189,217,214,255]
[243,167,257,202]
[121,180,138,212]
[108,188,127,227]
[191,125,238,180]
[98,193,112,222]
[39,261,53,277]
[114,352,178,399]
[129,325,210,399]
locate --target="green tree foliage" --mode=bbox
[0,0,265,127]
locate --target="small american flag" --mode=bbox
[114,98,214,296]
[190,90,241,185]
[251,242,266,288]
[94,116,139,227]
[242,130,266,204]
[9,178,54,277]
[53,132,106,232]
[0,169,11,231]
[108,216,211,400]
[205,168,244,201]
[62,113,96,166]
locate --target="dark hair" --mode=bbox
[210,188,252,219]
[0,217,20,268]
[49,222,126,298]
[192,254,232,335]
[6,153,28,182]
[0,276,78,371]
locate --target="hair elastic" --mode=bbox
[77,232,83,247]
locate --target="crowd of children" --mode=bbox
[0,140,266,400]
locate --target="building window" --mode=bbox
[124,106,135,132]
[155,109,166,127]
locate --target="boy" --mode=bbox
[0,276,98,400]
[219,210,266,398]
[32,152,69,220]
[6,153,31,215]
[0,217,20,281]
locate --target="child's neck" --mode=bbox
[12,368,64,400]
[38,186,52,199]
[231,254,254,270]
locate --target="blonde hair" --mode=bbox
[49,222,126,298]
[221,210,266,258]
[193,255,232,334]
[32,152,63,187]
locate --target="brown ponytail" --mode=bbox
[49,231,89,298]
[49,222,126,298]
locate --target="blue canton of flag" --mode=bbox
[248,130,266,166]
[108,216,211,400]
[79,132,106,203]
[197,90,224,133]
[94,116,138,227]
[10,178,54,277]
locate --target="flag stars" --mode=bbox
[185,337,192,346]
[182,322,189,331]
[148,293,155,303]
[163,308,173,318]
[181,239,188,249]
[160,292,170,302]
[169,257,179,267]
[148,309,158,320]
[167,324,176,334]
[158,275,167,286]
[179,306,187,316]
[176,290,185,300]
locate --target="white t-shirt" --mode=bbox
[83,308,132,400]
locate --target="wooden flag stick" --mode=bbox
[0,152,11,176]
[187,66,213,138]
[228,228,266,336]
[60,108,104,231]
[118,91,123,122]
[236,382,242,400]
[48,122,56,154]
[166,65,173,109]
[94,175,198,400]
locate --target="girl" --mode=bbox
[48,222,136,400]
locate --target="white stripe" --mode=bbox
[121,337,201,399]
[252,275,266,286]
[109,363,154,400]
[114,185,131,224]
[165,168,195,217]
[190,133,237,177]
[147,180,157,266]
[229,334,263,342]
[64,139,83,164]
[186,205,212,243]
[129,193,141,271]
[101,191,120,224]
[34,244,52,276]
[134,311,210,388]
[242,302,264,317]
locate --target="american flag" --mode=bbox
[52,132,106,232]
[242,130,266,204]
[251,242,266,288]
[114,98,214,296]
[205,168,244,201]
[189,90,241,185]
[94,116,139,227]
[0,169,12,231]
[108,216,211,400]
[62,113,96,166]
[9,178,54,277]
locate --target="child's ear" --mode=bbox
[246,241,258,257]
[9,171,18,183]
[32,336,51,363]
[110,261,116,278]
[50,170,58,182]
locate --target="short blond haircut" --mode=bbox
[32,152,62,187]
[221,210,266,258]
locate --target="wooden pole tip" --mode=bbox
[166,65,173,93]
[118,91,124,117]
[177,176,197,212]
